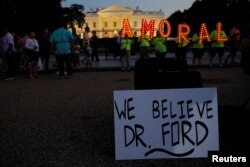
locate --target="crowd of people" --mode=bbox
[0,27,51,80]
[0,21,249,80]
[0,21,100,80]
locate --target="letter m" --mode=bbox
[141,19,155,39]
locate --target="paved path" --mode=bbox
[1,67,249,166]
[46,51,242,70]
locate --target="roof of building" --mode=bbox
[85,4,164,16]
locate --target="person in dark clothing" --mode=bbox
[39,28,50,73]
[240,22,250,75]
[175,36,188,62]
[90,30,99,62]
[114,30,122,59]
[225,25,240,64]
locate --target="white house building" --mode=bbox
[73,4,165,38]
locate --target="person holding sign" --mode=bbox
[138,34,150,59]
[152,30,167,59]
[209,23,228,68]
[175,36,188,62]
[192,33,204,65]
[120,34,133,72]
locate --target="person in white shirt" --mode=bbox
[1,28,16,80]
[82,27,90,47]
[25,31,39,78]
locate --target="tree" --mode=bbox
[167,10,185,36]
[167,0,250,34]
[62,4,85,28]
[0,0,62,34]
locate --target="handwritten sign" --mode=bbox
[114,88,219,160]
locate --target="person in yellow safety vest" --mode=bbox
[192,33,204,65]
[138,34,150,59]
[175,36,188,62]
[152,30,167,58]
[209,27,227,68]
[120,34,133,71]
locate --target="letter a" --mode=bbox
[121,18,134,38]
[199,23,211,43]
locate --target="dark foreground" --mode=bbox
[1,68,250,167]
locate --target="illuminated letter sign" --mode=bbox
[199,23,211,43]
[216,22,228,42]
[121,18,134,38]
[158,19,171,38]
[141,19,155,39]
[178,23,191,43]
[119,18,227,43]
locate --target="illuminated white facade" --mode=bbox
[74,4,164,38]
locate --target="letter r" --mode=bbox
[212,155,219,162]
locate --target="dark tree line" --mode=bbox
[1,0,249,36]
[0,0,62,34]
[62,4,85,28]
[0,0,86,35]
[168,0,250,36]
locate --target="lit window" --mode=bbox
[113,22,117,28]
[104,22,108,28]
[134,21,137,27]
[93,22,96,28]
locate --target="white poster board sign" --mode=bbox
[114,88,219,160]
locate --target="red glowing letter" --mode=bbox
[199,23,211,43]
[121,18,134,38]
[178,23,191,43]
[141,19,155,39]
[158,19,171,38]
[216,22,228,42]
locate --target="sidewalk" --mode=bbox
[1,68,249,167]
[46,50,242,71]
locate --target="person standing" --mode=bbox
[82,26,92,62]
[114,30,122,59]
[90,30,99,62]
[83,27,90,48]
[49,21,74,78]
[209,25,227,68]
[72,40,81,69]
[240,22,250,75]
[138,34,150,59]
[1,28,16,80]
[225,25,240,64]
[120,34,132,71]
[25,31,39,79]
[152,30,167,59]
[192,33,204,65]
[18,33,28,70]
[39,28,51,73]
[175,36,188,62]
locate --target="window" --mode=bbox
[134,21,137,27]
[93,22,96,28]
[104,22,108,28]
[113,22,117,28]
